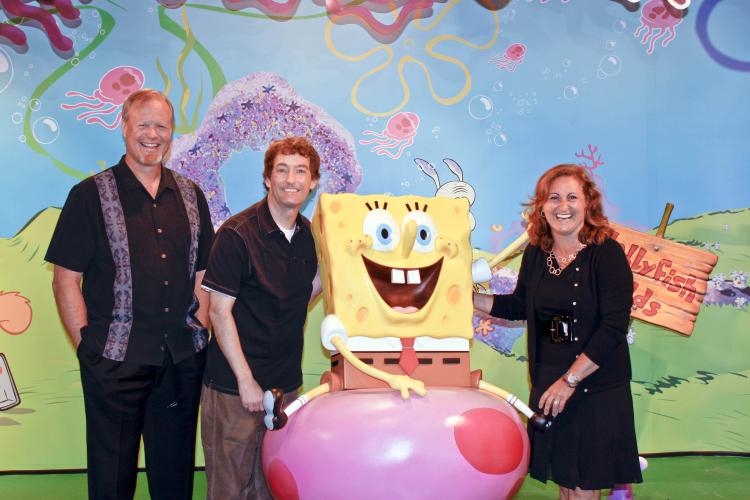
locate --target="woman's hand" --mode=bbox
[538,378,576,417]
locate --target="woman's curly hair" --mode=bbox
[523,164,613,252]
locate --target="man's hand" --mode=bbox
[237,375,265,412]
[51,265,87,349]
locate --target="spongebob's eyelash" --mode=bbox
[365,201,388,211]
[405,202,428,213]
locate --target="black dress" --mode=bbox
[490,238,643,490]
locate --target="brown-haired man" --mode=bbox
[46,89,214,499]
[200,136,321,499]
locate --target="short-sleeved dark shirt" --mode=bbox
[45,156,215,365]
[201,197,317,394]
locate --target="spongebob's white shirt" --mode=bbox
[335,335,469,353]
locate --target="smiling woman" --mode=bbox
[474,164,642,499]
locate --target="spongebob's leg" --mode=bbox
[478,380,551,431]
[263,383,331,431]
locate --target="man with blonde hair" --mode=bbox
[47,89,214,499]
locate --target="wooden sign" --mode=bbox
[610,222,718,336]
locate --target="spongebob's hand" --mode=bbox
[386,374,427,399]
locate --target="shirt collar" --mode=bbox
[114,155,177,195]
[258,197,303,238]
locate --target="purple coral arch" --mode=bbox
[167,72,362,227]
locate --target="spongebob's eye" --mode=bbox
[403,211,437,253]
[363,209,400,251]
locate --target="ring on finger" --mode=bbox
[552,399,559,405]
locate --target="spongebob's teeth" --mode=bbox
[391,269,406,284]
[406,269,421,284]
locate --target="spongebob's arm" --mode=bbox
[322,315,426,399]
[478,380,550,431]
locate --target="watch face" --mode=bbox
[566,373,578,385]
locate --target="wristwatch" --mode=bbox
[563,371,580,388]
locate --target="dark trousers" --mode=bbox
[77,343,206,500]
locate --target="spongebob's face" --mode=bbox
[313,193,474,339]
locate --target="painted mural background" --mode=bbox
[1,0,748,470]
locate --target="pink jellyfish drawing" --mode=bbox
[359,111,420,159]
[489,43,526,72]
[60,66,145,129]
[634,0,683,55]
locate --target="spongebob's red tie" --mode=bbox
[399,338,418,375]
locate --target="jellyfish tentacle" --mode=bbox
[64,90,99,100]
[646,28,663,55]
[61,101,107,111]
[661,27,677,47]
[86,112,123,130]
[77,104,120,121]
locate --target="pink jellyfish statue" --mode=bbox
[489,43,527,72]
[634,0,683,55]
[60,66,145,129]
[359,111,420,159]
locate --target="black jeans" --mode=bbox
[77,343,206,500]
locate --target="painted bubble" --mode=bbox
[606,40,616,51]
[0,47,13,94]
[0,50,9,72]
[492,80,504,92]
[468,95,494,120]
[32,116,60,145]
[613,20,627,34]
[493,132,508,147]
[598,55,622,78]
[11,112,23,124]
[563,85,579,100]
[19,134,26,143]
[29,98,41,111]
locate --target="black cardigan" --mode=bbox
[490,237,634,393]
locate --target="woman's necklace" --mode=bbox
[547,242,586,276]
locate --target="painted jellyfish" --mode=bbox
[634,0,683,55]
[489,43,527,72]
[60,66,145,129]
[359,111,420,159]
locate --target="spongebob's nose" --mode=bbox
[401,220,417,259]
